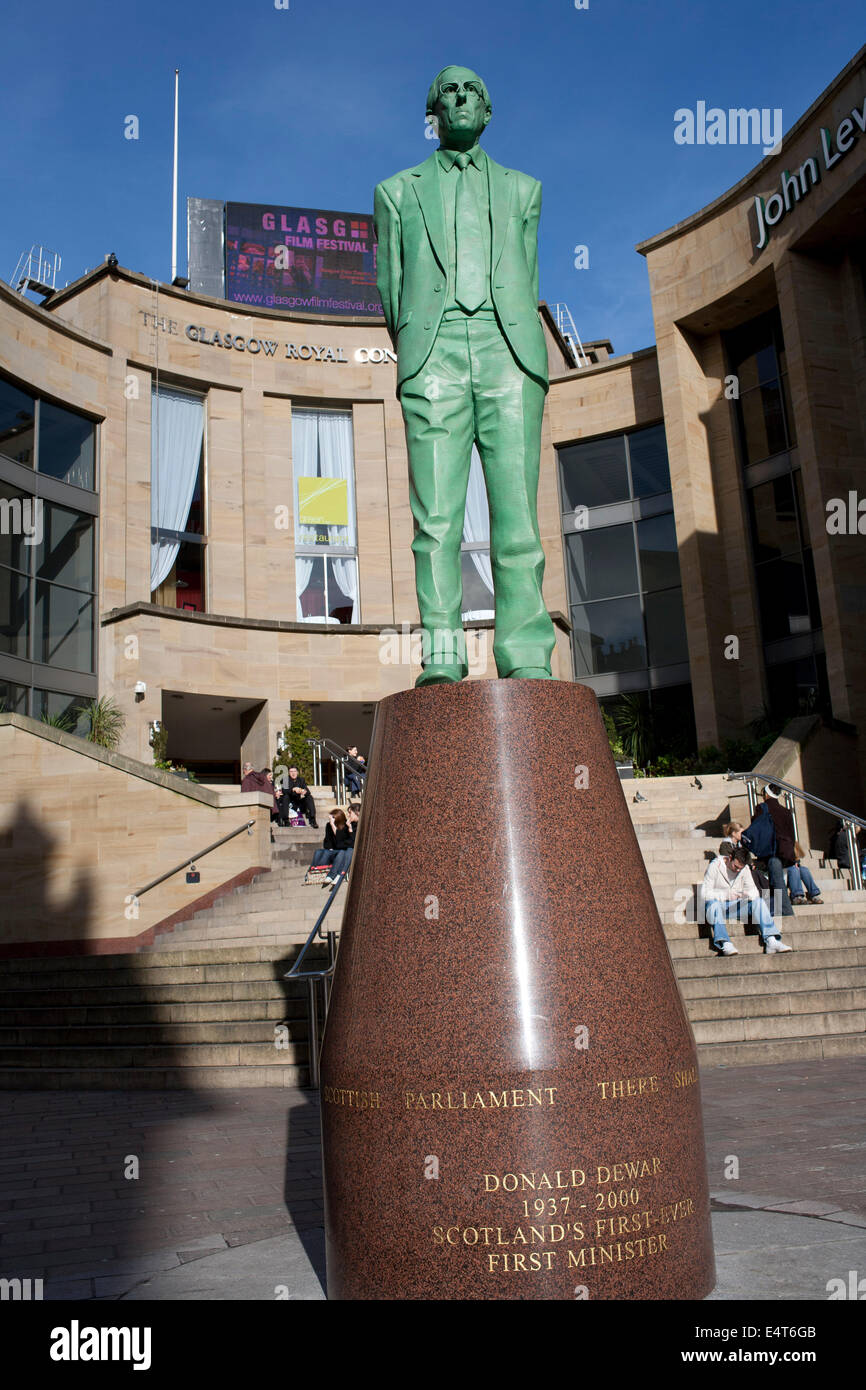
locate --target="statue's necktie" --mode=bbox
[454,153,485,313]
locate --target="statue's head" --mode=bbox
[426,66,491,149]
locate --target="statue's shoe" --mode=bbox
[507,667,553,679]
[415,666,463,687]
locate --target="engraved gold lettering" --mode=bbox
[482,1168,586,1192]
[596,1158,660,1184]
[567,1232,669,1267]
[404,1086,558,1111]
[322,1086,381,1109]
[597,1075,659,1100]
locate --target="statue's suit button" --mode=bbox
[424,321,433,330]
[433,285,442,292]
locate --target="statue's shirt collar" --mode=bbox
[436,144,486,172]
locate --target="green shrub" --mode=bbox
[274,702,321,783]
[79,696,125,751]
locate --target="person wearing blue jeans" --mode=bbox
[701,846,792,956]
[325,847,353,884]
[786,860,823,904]
[742,790,795,917]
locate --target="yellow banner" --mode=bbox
[298,477,349,526]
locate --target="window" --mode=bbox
[0,375,95,486]
[628,424,671,498]
[293,409,358,623]
[0,379,35,468]
[0,563,29,658]
[765,653,828,721]
[558,424,688,687]
[645,588,689,666]
[559,434,629,511]
[571,595,647,676]
[727,309,796,466]
[151,385,207,612]
[725,310,825,717]
[0,678,27,713]
[636,513,681,591]
[566,524,637,603]
[749,473,800,562]
[0,491,96,673]
[33,687,90,735]
[38,401,95,489]
[461,446,493,619]
[0,376,99,712]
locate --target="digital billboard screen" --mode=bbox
[225,202,381,317]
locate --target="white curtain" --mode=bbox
[151,386,204,592]
[462,444,494,618]
[316,410,356,546]
[292,409,320,546]
[293,408,357,618]
[331,557,359,622]
[295,556,316,621]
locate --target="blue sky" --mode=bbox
[1,1,861,354]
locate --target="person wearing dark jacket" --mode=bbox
[310,809,355,885]
[285,767,318,828]
[831,820,866,875]
[742,784,794,917]
[345,746,367,796]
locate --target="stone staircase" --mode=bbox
[0,943,330,1089]
[137,824,344,954]
[0,774,862,1087]
[626,774,866,1066]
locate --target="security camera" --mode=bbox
[134,681,147,700]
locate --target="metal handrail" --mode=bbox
[303,737,323,786]
[302,736,353,802]
[131,819,256,900]
[727,772,864,891]
[284,875,346,1088]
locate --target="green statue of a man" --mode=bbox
[375,65,556,685]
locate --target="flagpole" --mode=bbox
[171,68,179,282]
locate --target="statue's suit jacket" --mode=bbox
[374,150,549,393]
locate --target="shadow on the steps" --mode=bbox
[274,944,331,1297]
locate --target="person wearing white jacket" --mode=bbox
[701,845,792,958]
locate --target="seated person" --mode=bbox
[241,762,267,793]
[310,808,355,886]
[263,769,280,822]
[830,820,866,877]
[701,844,792,958]
[722,820,745,846]
[786,851,823,905]
[741,789,795,918]
[345,746,367,796]
[285,767,318,829]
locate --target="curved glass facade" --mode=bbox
[558,423,690,689]
[0,371,98,728]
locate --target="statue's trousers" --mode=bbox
[399,310,555,677]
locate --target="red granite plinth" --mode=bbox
[319,680,715,1300]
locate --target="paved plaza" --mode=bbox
[1,1057,864,1301]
